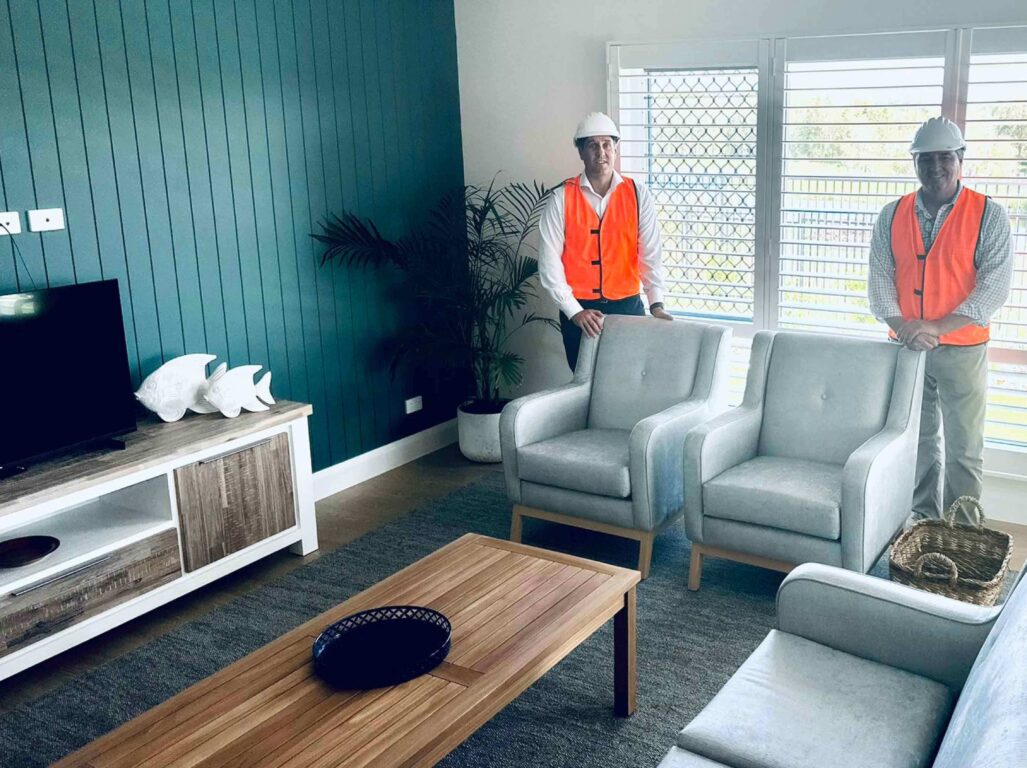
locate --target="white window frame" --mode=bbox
[609,25,1027,465]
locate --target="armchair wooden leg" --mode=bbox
[688,545,705,591]
[638,533,654,580]
[510,506,523,543]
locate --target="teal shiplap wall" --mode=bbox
[0,0,464,471]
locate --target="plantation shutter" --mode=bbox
[966,27,1027,447]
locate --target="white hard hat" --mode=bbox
[573,112,620,145]
[909,117,965,155]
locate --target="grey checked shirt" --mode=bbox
[867,184,1013,327]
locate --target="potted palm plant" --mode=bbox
[313,179,557,462]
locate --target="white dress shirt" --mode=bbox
[538,171,665,319]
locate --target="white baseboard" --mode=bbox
[982,472,1027,526]
[313,419,458,501]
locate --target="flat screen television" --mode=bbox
[0,279,137,475]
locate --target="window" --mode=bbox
[620,67,759,322]
[963,39,1027,446]
[611,27,1027,443]
[778,56,944,336]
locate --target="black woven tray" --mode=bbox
[0,535,60,568]
[312,605,452,689]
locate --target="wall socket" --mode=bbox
[404,395,423,415]
[0,212,21,236]
[28,208,65,232]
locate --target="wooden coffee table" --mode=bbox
[56,533,640,767]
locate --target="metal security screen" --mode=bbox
[778,57,945,335]
[619,67,759,322]
[964,51,1027,446]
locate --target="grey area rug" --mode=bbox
[0,473,1002,768]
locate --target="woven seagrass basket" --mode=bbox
[889,496,1014,606]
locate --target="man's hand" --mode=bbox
[571,309,605,338]
[907,332,940,351]
[896,319,940,346]
[651,307,674,321]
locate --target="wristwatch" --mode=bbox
[649,302,665,313]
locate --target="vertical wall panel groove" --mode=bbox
[3,0,48,290]
[325,0,365,457]
[0,0,463,471]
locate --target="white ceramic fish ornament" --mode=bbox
[202,365,275,418]
[135,354,219,422]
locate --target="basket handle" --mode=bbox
[913,552,960,587]
[944,495,986,529]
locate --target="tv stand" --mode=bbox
[0,401,316,682]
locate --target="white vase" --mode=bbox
[457,401,505,463]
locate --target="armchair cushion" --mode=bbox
[702,456,842,540]
[677,630,954,768]
[517,429,632,499]
[588,318,708,431]
[759,333,898,465]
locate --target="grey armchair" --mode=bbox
[683,330,925,590]
[500,315,731,578]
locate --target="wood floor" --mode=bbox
[0,443,1024,717]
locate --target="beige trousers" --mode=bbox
[913,343,989,524]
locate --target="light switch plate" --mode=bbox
[0,211,21,235]
[404,395,423,415]
[28,208,65,232]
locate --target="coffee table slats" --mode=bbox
[449,567,595,665]
[468,572,610,671]
[443,560,579,645]
[377,586,629,768]
[112,649,323,768]
[250,676,434,768]
[66,634,313,767]
[426,552,536,615]
[334,681,466,768]
[282,677,454,768]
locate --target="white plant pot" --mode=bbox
[457,401,504,463]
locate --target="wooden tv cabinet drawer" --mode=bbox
[174,432,296,572]
[0,529,182,658]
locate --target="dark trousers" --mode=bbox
[559,295,645,372]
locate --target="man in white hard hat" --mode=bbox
[868,116,1013,523]
[538,112,672,371]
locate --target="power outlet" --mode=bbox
[404,395,423,415]
[28,208,65,232]
[0,212,21,236]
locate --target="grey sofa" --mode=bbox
[683,330,925,589]
[500,315,731,578]
[659,563,1026,768]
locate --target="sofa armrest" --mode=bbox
[777,563,1002,690]
[841,427,917,572]
[682,407,762,542]
[499,382,591,503]
[630,399,713,530]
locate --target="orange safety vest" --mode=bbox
[890,187,989,346]
[562,176,641,301]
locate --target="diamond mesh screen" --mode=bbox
[619,67,758,322]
